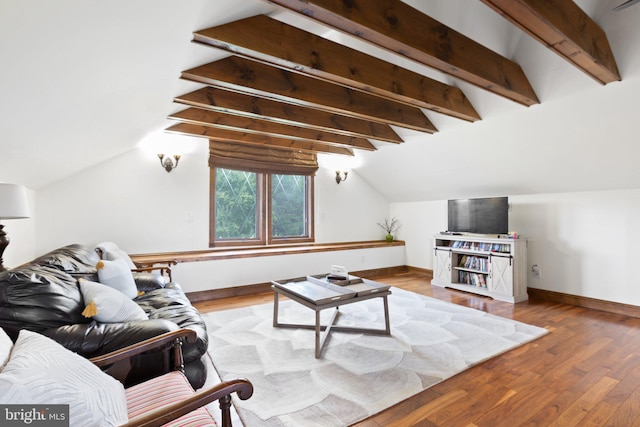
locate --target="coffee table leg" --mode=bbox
[316,308,341,358]
[315,310,321,358]
[383,295,391,335]
[273,290,280,327]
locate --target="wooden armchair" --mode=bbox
[90,329,252,427]
[130,259,177,282]
[95,246,177,282]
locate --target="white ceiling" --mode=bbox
[1,0,639,202]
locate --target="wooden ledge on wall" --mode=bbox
[128,241,405,303]
[130,240,405,266]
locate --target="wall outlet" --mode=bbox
[531,264,541,278]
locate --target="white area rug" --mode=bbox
[202,287,547,427]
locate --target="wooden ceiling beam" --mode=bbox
[266,0,540,106]
[174,87,403,143]
[169,108,377,151]
[181,56,437,133]
[193,14,480,122]
[166,123,354,156]
[480,0,620,85]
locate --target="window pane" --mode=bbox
[215,168,257,239]
[272,174,307,238]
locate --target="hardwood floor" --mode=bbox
[193,271,640,426]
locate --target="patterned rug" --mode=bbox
[202,287,547,427]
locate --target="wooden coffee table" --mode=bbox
[271,274,391,358]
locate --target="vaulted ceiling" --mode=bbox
[166,0,619,158]
[2,0,640,201]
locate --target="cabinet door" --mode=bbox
[489,255,513,295]
[434,248,452,284]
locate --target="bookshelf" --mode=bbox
[432,234,528,303]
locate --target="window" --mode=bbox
[211,167,314,246]
[208,140,317,247]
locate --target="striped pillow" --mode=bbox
[0,329,128,426]
[126,371,217,426]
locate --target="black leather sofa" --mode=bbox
[0,244,208,389]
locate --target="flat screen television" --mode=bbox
[447,197,508,234]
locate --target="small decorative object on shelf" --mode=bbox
[377,217,401,242]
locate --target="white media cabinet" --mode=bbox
[432,234,528,303]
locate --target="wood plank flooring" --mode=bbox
[193,271,640,426]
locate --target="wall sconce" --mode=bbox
[335,170,349,184]
[158,154,181,172]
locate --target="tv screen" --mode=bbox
[448,197,508,234]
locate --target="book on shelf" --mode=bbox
[458,255,488,272]
[491,243,510,253]
[451,240,500,252]
[457,271,488,288]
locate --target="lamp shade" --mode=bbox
[0,183,30,219]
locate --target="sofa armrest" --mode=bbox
[44,319,180,356]
[121,378,253,427]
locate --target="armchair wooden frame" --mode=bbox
[131,261,177,282]
[90,329,253,427]
[95,247,177,281]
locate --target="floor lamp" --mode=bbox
[0,183,30,272]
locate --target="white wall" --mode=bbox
[19,144,640,307]
[176,246,405,292]
[510,190,640,306]
[390,200,446,270]
[33,141,397,291]
[314,165,390,243]
[392,188,640,306]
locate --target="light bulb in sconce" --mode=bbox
[335,170,348,184]
[158,154,181,172]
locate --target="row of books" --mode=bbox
[458,255,488,272]
[490,243,512,253]
[457,271,488,288]
[450,240,511,253]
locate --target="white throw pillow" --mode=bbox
[79,279,148,323]
[96,241,137,270]
[96,257,138,299]
[0,329,128,426]
[0,327,12,371]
